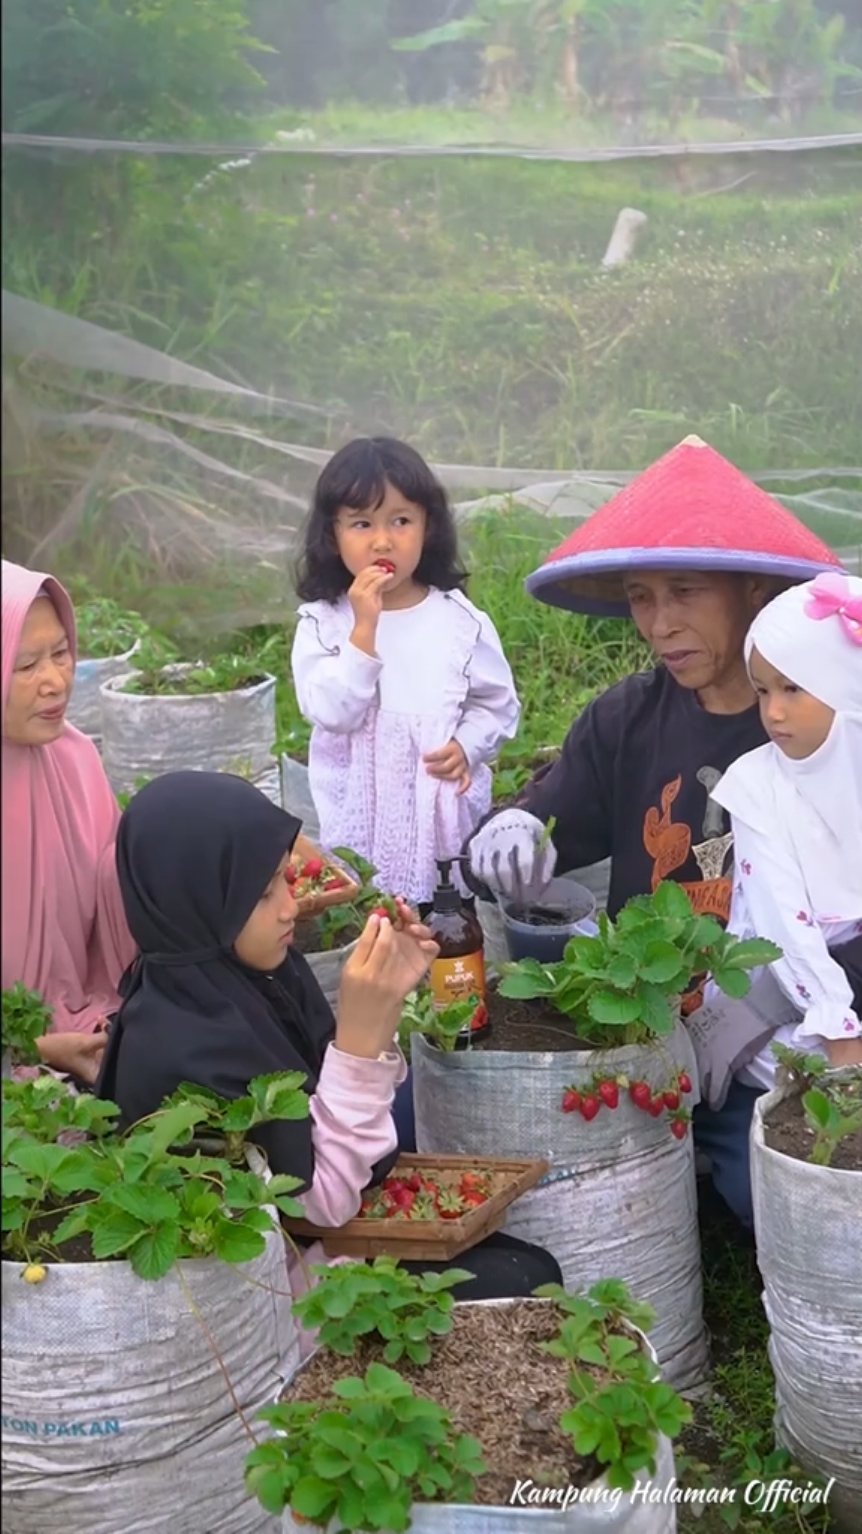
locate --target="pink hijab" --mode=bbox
[2,560,135,1033]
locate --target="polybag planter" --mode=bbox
[100,666,280,803]
[412,1023,707,1390]
[751,1089,862,1533]
[302,938,359,1008]
[1,1228,299,1534]
[280,754,319,838]
[67,640,140,746]
[278,1301,678,1533]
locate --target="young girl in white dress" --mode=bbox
[291,437,520,906]
[710,571,862,1087]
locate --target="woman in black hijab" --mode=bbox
[98,771,562,1297]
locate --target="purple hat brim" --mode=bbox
[524,546,845,617]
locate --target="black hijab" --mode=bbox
[96,771,337,1186]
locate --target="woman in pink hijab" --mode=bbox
[2,560,135,1080]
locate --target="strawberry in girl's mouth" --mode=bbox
[373,559,396,575]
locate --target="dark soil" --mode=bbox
[2,1202,102,1266]
[475,980,591,1054]
[283,1298,599,1505]
[763,1092,862,1173]
[506,904,574,928]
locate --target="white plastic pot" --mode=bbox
[278,1301,678,1532]
[67,640,140,746]
[412,1023,706,1390]
[751,1089,862,1533]
[1,1228,299,1534]
[100,666,280,803]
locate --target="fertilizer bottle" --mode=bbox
[425,858,490,1044]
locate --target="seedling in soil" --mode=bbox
[802,1081,862,1167]
[290,1256,471,1365]
[246,1362,484,1528]
[537,1277,692,1492]
[398,988,483,1058]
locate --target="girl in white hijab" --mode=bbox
[710,571,862,1087]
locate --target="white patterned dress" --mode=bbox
[290,589,520,905]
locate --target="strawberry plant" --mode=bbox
[290,1256,470,1366]
[398,987,482,1058]
[2,1072,309,1278]
[771,1044,862,1166]
[120,632,279,696]
[245,1361,485,1529]
[75,597,149,659]
[1,983,52,1067]
[537,1277,692,1492]
[498,880,780,1048]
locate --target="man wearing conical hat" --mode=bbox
[466,436,845,1226]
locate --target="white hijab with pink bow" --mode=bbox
[716,572,862,922]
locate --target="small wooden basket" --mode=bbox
[291,833,361,918]
[282,1152,549,1261]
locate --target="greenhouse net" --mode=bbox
[2,1,861,639]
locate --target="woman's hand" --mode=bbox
[335,900,439,1060]
[36,1030,107,1084]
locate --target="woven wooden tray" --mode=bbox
[290,833,361,918]
[282,1152,549,1260]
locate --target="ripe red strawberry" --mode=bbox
[648,1095,666,1118]
[374,559,396,574]
[300,857,323,880]
[471,1002,488,1028]
[284,865,297,885]
[409,1193,437,1220]
[459,1171,487,1192]
[561,1088,581,1114]
[370,906,390,921]
[460,1189,487,1209]
[322,875,344,891]
[580,1094,601,1121]
[597,1079,619,1110]
[629,1081,652,1110]
[436,1189,465,1219]
[663,1090,681,1111]
[677,1072,693,1095]
[670,1118,688,1140]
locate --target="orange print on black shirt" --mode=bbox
[643,774,734,1015]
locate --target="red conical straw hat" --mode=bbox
[525,436,844,616]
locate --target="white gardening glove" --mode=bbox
[469,810,557,905]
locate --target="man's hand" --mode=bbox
[423,739,471,795]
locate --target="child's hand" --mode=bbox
[347,565,393,637]
[423,739,471,795]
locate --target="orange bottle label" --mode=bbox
[429,951,486,1014]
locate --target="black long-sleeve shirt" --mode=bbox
[469,666,767,929]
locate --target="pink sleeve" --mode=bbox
[298,1045,407,1227]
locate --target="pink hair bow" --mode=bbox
[803,572,862,646]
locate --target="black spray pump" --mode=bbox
[431,858,463,914]
[425,857,490,1043]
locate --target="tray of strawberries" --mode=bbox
[287,833,361,917]
[281,1152,549,1260]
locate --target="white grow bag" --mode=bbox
[100,666,280,803]
[279,754,319,838]
[279,1302,678,1533]
[1,1228,299,1534]
[751,1089,862,1533]
[68,640,140,746]
[412,1024,706,1391]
